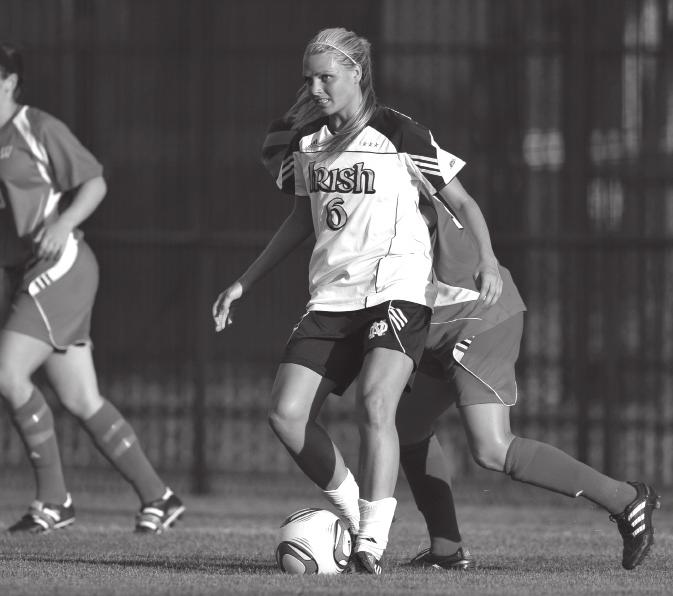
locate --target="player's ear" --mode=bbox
[352,64,362,85]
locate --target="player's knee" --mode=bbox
[356,389,396,430]
[60,390,103,419]
[470,440,508,471]
[0,366,32,405]
[268,402,305,441]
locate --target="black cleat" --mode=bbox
[409,547,476,570]
[346,550,382,575]
[8,494,75,534]
[609,481,660,570]
[135,488,185,534]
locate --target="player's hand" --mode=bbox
[474,258,502,307]
[33,218,73,263]
[212,281,243,332]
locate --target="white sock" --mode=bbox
[356,497,397,560]
[322,468,360,534]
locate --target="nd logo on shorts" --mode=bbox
[368,319,388,339]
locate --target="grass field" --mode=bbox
[0,470,670,596]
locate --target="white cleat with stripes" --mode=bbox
[609,481,660,570]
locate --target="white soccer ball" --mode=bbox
[275,508,352,575]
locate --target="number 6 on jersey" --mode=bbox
[325,197,347,230]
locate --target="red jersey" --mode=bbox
[0,106,102,267]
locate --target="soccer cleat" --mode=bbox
[409,547,476,570]
[346,550,382,575]
[609,481,660,570]
[135,488,185,534]
[8,494,75,534]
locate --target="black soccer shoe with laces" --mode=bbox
[8,494,75,534]
[409,547,476,570]
[609,481,660,570]
[346,550,382,575]
[135,488,185,534]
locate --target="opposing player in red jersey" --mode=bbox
[213,27,501,574]
[396,181,660,571]
[0,43,184,534]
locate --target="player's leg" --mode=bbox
[461,402,659,568]
[271,311,369,533]
[268,362,341,487]
[396,372,473,569]
[457,313,659,569]
[267,362,361,532]
[350,346,413,573]
[42,344,185,533]
[461,401,639,510]
[348,301,432,574]
[0,329,73,532]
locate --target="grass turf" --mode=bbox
[0,470,670,595]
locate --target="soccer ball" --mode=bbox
[275,508,352,574]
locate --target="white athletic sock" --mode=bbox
[356,497,397,560]
[322,468,360,534]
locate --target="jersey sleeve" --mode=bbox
[260,118,306,196]
[401,121,465,195]
[37,113,103,192]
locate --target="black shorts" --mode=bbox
[281,300,431,395]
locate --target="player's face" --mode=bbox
[0,72,17,106]
[303,53,362,128]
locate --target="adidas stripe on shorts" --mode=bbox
[4,237,98,351]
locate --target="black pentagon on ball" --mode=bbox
[279,507,322,528]
[276,541,319,575]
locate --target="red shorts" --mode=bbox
[3,237,98,351]
[419,308,524,407]
[282,300,431,395]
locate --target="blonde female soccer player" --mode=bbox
[213,27,500,573]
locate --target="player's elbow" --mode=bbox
[94,176,108,200]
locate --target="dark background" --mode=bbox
[1,0,672,492]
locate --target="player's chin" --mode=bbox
[314,101,333,114]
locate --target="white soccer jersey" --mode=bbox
[267,106,465,312]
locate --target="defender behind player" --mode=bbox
[397,188,660,571]
[0,42,184,534]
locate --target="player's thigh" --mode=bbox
[397,372,453,444]
[42,344,103,418]
[356,347,414,419]
[270,362,337,424]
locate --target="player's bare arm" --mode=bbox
[436,178,502,306]
[213,196,313,332]
[34,176,107,262]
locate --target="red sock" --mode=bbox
[11,388,68,504]
[504,437,637,513]
[80,399,165,504]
